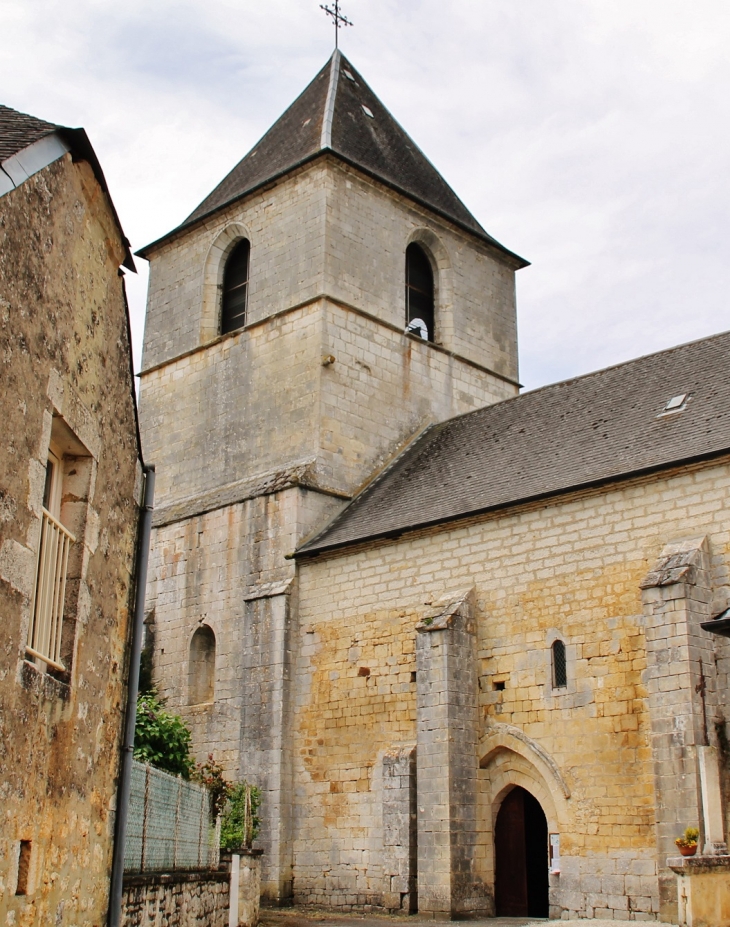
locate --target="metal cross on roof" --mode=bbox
[320,0,352,49]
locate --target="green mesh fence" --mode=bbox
[123,760,220,872]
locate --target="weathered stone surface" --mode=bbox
[140,148,520,907]
[669,855,730,927]
[229,851,262,927]
[135,56,730,922]
[294,458,730,918]
[121,871,229,927]
[0,152,140,926]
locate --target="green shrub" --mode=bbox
[220,782,261,850]
[133,693,195,779]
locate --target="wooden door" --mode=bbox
[495,787,528,916]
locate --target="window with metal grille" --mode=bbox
[220,239,250,335]
[552,640,567,689]
[405,243,434,342]
[28,444,75,673]
[28,419,91,677]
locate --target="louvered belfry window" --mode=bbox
[552,640,567,689]
[405,243,434,341]
[220,239,250,335]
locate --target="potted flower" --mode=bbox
[675,826,700,857]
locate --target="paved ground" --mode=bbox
[261,906,677,927]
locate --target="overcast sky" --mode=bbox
[2,1,729,390]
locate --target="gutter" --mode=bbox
[107,465,155,927]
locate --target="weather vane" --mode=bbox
[320,1,352,49]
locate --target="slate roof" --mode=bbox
[138,52,526,264]
[0,104,58,162]
[297,331,730,556]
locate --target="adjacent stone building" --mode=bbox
[138,51,730,921]
[0,106,142,926]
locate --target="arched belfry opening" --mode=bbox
[220,238,250,335]
[494,786,549,918]
[188,625,216,705]
[405,242,435,341]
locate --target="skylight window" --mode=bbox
[362,105,374,118]
[344,70,356,81]
[658,393,690,418]
[665,394,687,411]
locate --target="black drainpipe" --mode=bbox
[108,465,155,927]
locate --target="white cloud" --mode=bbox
[2,0,729,388]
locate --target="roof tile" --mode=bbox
[298,331,730,555]
[0,104,58,163]
[140,52,524,262]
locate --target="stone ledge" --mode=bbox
[668,854,730,874]
[151,461,349,528]
[122,870,230,887]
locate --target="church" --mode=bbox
[137,51,730,922]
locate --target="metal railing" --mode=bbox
[27,508,74,672]
[124,761,220,872]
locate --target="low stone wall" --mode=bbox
[122,870,230,927]
[669,854,730,927]
[229,850,263,927]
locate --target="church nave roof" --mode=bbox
[297,329,730,556]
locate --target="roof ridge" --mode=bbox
[320,50,341,150]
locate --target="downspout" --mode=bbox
[108,465,156,927]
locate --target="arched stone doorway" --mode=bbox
[494,786,549,917]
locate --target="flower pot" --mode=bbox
[678,844,698,857]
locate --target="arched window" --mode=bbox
[405,243,434,342]
[552,639,567,689]
[220,239,250,335]
[189,625,216,705]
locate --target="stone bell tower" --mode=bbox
[137,49,527,902]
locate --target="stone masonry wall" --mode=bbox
[0,155,141,926]
[640,537,723,921]
[416,589,487,916]
[139,296,515,510]
[381,746,417,913]
[146,485,338,902]
[324,161,520,381]
[141,164,328,371]
[293,457,730,918]
[121,872,229,927]
[141,158,520,383]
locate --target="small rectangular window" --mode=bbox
[16,841,31,895]
[552,640,567,689]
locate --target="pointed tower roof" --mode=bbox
[139,52,526,264]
